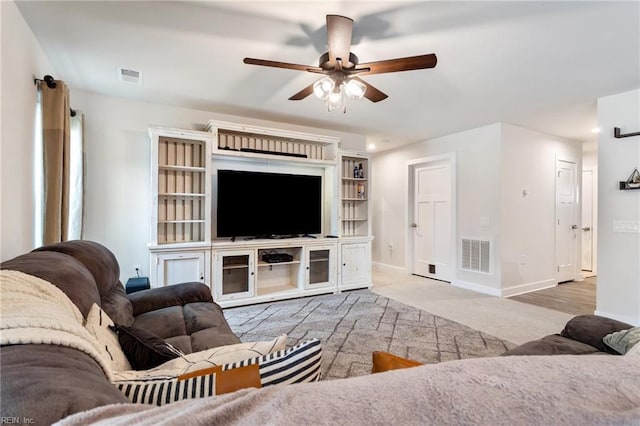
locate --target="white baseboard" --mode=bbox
[501,279,557,298]
[594,310,640,326]
[453,278,557,298]
[372,262,407,274]
[452,280,502,297]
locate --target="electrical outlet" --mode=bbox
[133,265,141,277]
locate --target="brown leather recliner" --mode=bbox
[0,240,240,424]
[4,240,240,353]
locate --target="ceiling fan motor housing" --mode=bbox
[319,52,359,70]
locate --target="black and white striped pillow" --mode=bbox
[226,337,322,386]
[115,338,322,405]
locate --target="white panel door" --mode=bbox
[412,164,452,281]
[581,170,594,272]
[556,160,578,283]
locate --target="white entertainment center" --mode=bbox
[147,121,372,307]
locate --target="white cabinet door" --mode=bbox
[213,250,255,301]
[156,251,207,287]
[304,245,337,290]
[339,242,371,290]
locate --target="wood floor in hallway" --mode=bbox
[509,276,596,316]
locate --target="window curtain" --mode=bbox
[38,79,83,244]
[68,112,84,240]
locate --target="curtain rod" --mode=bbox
[33,74,76,116]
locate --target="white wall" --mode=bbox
[500,123,582,296]
[372,122,582,297]
[0,1,57,261]
[371,124,503,292]
[596,89,640,325]
[70,90,365,283]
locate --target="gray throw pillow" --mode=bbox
[603,326,640,354]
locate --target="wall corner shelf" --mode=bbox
[619,182,640,190]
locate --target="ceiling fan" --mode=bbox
[243,14,437,111]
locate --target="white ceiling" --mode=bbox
[16,1,640,151]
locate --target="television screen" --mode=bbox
[217,170,322,238]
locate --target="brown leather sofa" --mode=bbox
[502,314,633,356]
[1,240,240,424]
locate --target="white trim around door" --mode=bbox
[405,153,457,283]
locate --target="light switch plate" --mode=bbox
[613,220,640,233]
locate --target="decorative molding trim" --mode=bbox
[206,119,340,144]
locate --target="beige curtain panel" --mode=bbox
[39,79,72,244]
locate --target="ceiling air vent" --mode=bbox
[117,67,141,84]
[461,238,491,274]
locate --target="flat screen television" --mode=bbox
[217,169,322,238]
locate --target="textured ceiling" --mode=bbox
[16,1,640,151]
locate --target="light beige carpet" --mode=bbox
[372,267,574,345]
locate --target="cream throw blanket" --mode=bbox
[0,270,113,380]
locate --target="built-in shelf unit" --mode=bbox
[148,121,372,306]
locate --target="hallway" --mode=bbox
[508,277,596,316]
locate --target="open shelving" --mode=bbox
[340,153,370,237]
[255,248,301,296]
[207,120,339,166]
[151,129,213,245]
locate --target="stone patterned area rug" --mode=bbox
[223,290,517,380]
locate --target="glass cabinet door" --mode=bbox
[215,250,255,300]
[305,245,336,289]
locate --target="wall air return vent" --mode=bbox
[117,67,141,84]
[461,238,491,273]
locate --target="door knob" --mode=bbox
[571,225,578,230]
[411,223,418,228]
[582,226,591,231]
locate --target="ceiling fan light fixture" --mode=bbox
[327,88,346,112]
[313,77,334,100]
[344,78,366,99]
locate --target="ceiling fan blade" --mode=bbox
[352,77,388,103]
[288,83,315,101]
[355,54,437,75]
[244,58,322,73]
[326,15,354,67]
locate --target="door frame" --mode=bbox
[555,156,581,284]
[405,153,457,282]
[581,167,597,276]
